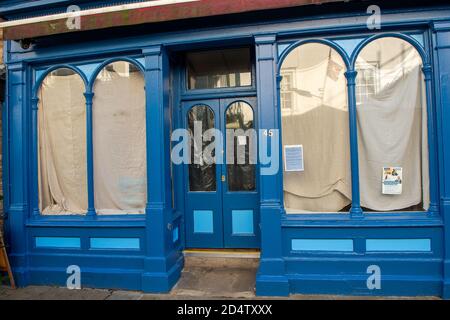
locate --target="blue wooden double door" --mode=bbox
[182,97,260,249]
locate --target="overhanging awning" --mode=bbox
[0,0,345,41]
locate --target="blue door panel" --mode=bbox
[183,100,224,248]
[182,98,260,249]
[221,97,260,248]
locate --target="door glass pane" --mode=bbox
[188,105,216,191]
[187,48,252,90]
[226,102,256,191]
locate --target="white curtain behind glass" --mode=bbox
[93,62,147,214]
[356,38,429,211]
[38,70,88,214]
[281,44,352,213]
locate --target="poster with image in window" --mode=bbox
[382,167,403,195]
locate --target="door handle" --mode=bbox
[221,175,226,182]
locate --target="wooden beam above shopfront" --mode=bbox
[0,0,346,40]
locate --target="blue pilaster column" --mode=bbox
[4,61,30,286]
[254,34,289,296]
[141,45,183,293]
[433,21,450,299]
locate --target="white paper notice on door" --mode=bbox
[382,167,403,195]
[284,145,304,172]
[238,136,247,146]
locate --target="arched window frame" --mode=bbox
[31,65,88,216]
[31,57,146,217]
[89,58,146,215]
[277,33,439,218]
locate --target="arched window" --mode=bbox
[280,43,351,213]
[93,61,146,214]
[38,68,87,214]
[355,37,429,212]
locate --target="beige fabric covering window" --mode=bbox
[93,61,147,214]
[281,43,352,213]
[38,68,88,214]
[356,37,429,212]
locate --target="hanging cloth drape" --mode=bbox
[93,67,147,214]
[38,73,88,214]
[282,46,352,213]
[357,50,429,211]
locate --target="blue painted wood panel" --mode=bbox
[292,239,354,252]
[35,237,81,249]
[366,239,431,252]
[90,238,140,250]
[193,210,214,234]
[232,210,254,235]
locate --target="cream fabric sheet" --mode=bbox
[38,74,88,214]
[92,68,147,214]
[357,63,429,211]
[282,47,352,213]
[38,67,147,215]
[282,46,429,213]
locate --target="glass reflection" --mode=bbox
[226,102,255,191]
[188,105,216,192]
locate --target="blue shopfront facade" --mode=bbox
[2,0,450,298]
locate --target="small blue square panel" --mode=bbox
[194,210,214,233]
[232,210,254,235]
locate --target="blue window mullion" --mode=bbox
[84,91,96,216]
[423,64,440,216]
[345,70,363,218]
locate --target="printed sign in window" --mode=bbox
[382,167,403,195]
[284,145,304,172]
